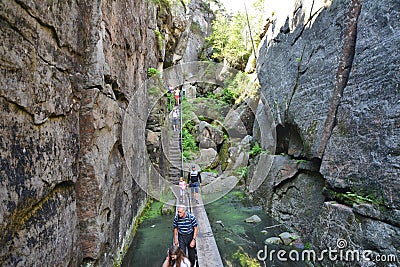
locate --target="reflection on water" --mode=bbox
[122,191,305,267]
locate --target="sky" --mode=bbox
[218,0,258,14]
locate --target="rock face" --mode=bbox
[172,0,213,64]
[197,121,224,149]
[0,0,160,266]
[164,0,213,66]
[254,0,400,264]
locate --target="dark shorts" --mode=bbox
[190,182,199,193]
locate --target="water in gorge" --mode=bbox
[206,190,305,267]
[122,190,306,267]
[121,201,174,267]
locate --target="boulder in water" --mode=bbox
[265,237,282,245]
[279,232,294,245]
[244,214,261,223]
[161,200,175,215]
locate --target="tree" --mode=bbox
[206,13,251,70]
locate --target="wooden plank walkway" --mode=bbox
[168,104,223,267]
[191,196,223,267]
[171,192,223,267]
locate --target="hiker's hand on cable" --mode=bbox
[190,238,196,247]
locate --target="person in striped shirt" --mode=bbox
[173,206,198,267]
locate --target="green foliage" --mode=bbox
[205,0,267,70]
[220,88,238,105]
[249,142,269,157]
[232,247,259,267]
[137,198,156,225]
[147,67,160,78]
[148,85,159,96]
[219,140,230,171]
[341,192,376,204]
[159,190,175,204]
[182,120,198,162]
[206,13,252,70]
[182,150,193,161]
[235,166,248,180]
[182,128,197,151]
[197,115,206,121]
[233,190,246,201]
[206,91,218,99]
[183,120,196,133]
[167,93,174,112]
[181,98,194,122]
[328,189,385,206]
[154,30,164,51]
[148,0,171,6]
[223,71,254,104]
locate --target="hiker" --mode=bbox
[162,245,191,267]
[179,177,187,203]
[172,108,179,132]
[173,206,198,267]
[174,87,180,106]
[187,165,202,204]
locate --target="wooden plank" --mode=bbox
[191,196,224,267]
[172,194,223,266]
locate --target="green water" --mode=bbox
[122,191,305,267]
[122,201,174,267]
[205,190,304,267]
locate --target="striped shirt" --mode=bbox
[173,212,198,235]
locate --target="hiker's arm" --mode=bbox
[190,226,198,248]
[193,225,198,239]
[173,227,179,246]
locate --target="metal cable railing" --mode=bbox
[180,89,184,178]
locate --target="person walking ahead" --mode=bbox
[172,108,179,132]
[174,87,180,106]
[179,177,187,203]
[173,206,198,267]
[187,165,202,204]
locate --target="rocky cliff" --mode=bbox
[0,0,161,266]
[254,0,399,264]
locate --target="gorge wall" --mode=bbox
[254,0,399,264]
[0,0,161,266]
